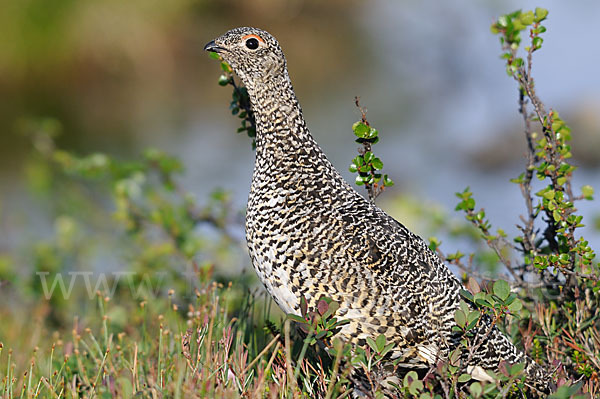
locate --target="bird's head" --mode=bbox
[204,27,287,92]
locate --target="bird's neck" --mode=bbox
[248,74,318,162]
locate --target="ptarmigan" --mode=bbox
[204,27,549,394]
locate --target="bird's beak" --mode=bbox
[204,40,227,53]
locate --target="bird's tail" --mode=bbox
[467,319,552,395]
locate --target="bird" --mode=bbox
[204,27,550,395]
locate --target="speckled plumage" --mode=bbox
[205,27,549,393]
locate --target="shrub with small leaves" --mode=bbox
[445,7,599,397]
[210,52,257,148]
[287,296,350,346]
[349,97,394,202]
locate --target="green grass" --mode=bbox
[0,280,353,399]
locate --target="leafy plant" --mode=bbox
[287,296,350,346]
[349,97,394,202]
[210,52,257,148]
[446,7,599,397]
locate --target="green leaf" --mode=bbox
[543,189,555,200]
[460,289,474,303]
[467,310,481,326]
[493,280,511,301]
[371,157,383,170]
[508,300,522,312]
[582,185,594,200]
[409,379,423,395]
[534,7,549,23]
[367,127,379,139]
[428,236,440,251]
[380,342,395,358]
[352,121,370,138]
[459,300,470,314]
[322,301,339,320]
[510,173,524,184]
[454,309,466,328]
[474,297,492,308]
[519,11,534,26]
[375,334,386,352]
[470,382,482,397]
[334,318,350,327]
[403,371,420,388]
[458,373,471,383]
[287,314,306,324]
[218,75,230,86]
[509,362,525,376]
[505,292,517,305]
[220,61,232,73]
[447,251,464,261]
[497,15,508,28]
[314,330,326,339]
[383,174,394,187]
[553,209,561,222]
[366,336,379,353]
[548,384,580,399]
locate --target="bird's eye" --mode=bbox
[245,38,259,50]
